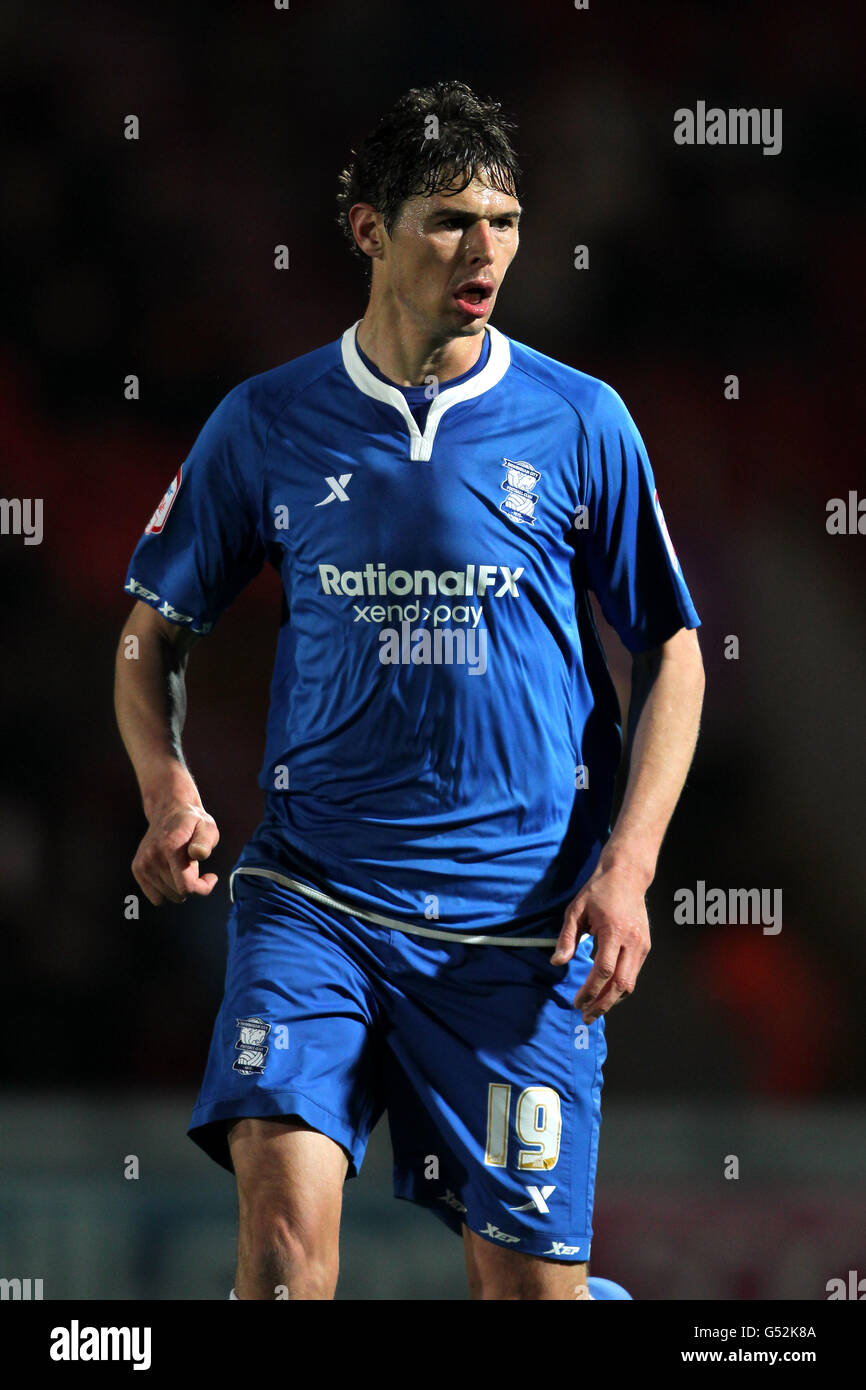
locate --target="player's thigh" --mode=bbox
[229,1115,348,1248]
[463,1225,589,1300]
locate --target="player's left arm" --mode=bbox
[551,625,705,1021]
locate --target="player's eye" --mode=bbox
[438,218,514,230]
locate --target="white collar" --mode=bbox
[340,320,511,461]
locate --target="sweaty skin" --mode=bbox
[350,174,521,386]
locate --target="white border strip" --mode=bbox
[340,320,511,461]
[229,865,567,948]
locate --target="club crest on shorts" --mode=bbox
[145,467,182,534]
[500,458,541,525]
[232,1016,270,1075]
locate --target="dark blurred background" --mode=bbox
[1,0,864,1298]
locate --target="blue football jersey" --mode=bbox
[124,322,700,931]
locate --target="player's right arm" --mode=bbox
[114,599,219,907]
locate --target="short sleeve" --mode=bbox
[123,384,267,634]
[578,382,701,654]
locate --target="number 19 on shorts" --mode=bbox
[483,1083,562,1171]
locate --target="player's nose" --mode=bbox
[465,221,496,264]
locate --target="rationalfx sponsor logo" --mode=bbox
[318,562,524,598]
[673,881,783,935]
[49,1321,151,1371]
[674,102,782,156]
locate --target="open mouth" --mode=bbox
[453,282,494,315]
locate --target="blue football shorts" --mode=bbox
[188,867,606,1261]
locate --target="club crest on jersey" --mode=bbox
[145,467,182,534]
[500,458,540,525]
[232,1016,270,1075]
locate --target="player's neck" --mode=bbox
[356,299,485,387]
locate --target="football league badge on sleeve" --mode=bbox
[145,466,182,534]
[232,1017,270,1075]
[500,458,541,525]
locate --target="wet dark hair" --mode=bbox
[336,80,521,271]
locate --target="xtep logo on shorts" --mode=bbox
[439,1190,468,1215]
[500,458,541,525]
[232,1017,270,1075]
[318,563,524,598]
[509,1185,556,1214]
[482,1223,521,1245]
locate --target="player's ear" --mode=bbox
[349,203,384,260]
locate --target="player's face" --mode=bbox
[383,173,521,338]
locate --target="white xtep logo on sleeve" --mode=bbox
[315,473,353,506]
[508,1185,556,1214]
